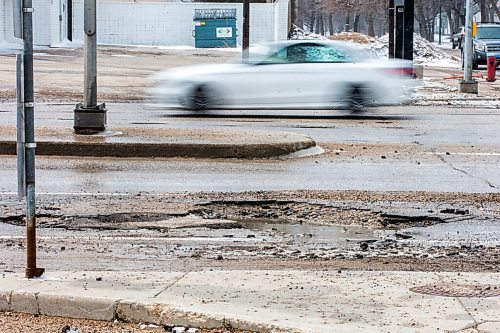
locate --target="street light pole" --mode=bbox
[459,0,478,93]
[22,0,44,279]
[74,0,107,134]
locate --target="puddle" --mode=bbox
[240,219,379,250]
[399,219,500,246]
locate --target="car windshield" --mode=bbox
[243,43,364,65]
[476,27,500,39]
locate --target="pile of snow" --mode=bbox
[377,33,459,65]
[288,25,327,40]
[289,26,459,66]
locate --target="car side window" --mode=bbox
[261,44,353,64]
[285,44,352,63]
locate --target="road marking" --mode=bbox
[0,236,261,242]
[1,192,134,196]
[426,152,500,156]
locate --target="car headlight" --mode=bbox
[475,42,486,52]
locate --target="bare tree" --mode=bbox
[415,0,440,41]
[490,0,500,18]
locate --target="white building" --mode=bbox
[1,0,289,47]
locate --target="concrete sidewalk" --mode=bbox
[1,270,499,332]
[419,65,500,100]
[0,126,316,159]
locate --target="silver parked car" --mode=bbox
[452,27,465,49]
[150,40,416,112]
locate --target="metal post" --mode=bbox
[464,0,473,82]
[84,0,97,108]
[459,0,478,93]
[68,0,73,42]
[242,0,250,61]
[74,0,107,133]
[22,0,44,279]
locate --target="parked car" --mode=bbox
[461,23,500,69]
[452,26,465,49]
[150,40,415,112]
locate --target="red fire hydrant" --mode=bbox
[486,55,497,82]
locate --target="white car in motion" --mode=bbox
[150,40,415,111]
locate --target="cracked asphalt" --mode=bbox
[0,103,498,275]
[1,191,498,273]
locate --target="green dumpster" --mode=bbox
[193,9,237,48]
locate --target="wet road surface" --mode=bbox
[0,152,498,193]
[0,103,499,194]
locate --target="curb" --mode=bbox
[0,139,316,159]
[413,97,500,102]
[0,291,291,333]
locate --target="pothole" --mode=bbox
[239,219,379,249]
[397,218,500,245]
[378,213,445,228]
[410,284,500,298]
[0,200,468,233]
[200,200,449,229]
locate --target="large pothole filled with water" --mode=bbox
[0,198,499,272]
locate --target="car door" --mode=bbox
[217,46,305,108]
[273,43,357,107]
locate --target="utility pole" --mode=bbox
[21,0,44,279]
[242,0,250,61]
[459,0,478,93]
[74,0,107,133]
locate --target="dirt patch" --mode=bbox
[0,47,236,103]
[0,312,255,333]
[328,32,376,44]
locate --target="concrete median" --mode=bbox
[0,126,316,159]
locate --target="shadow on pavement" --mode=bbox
[161,111,415,121]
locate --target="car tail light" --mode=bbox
[382,67,415,78]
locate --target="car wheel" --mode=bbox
[187,85,211,111]
[349,86,368,113]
